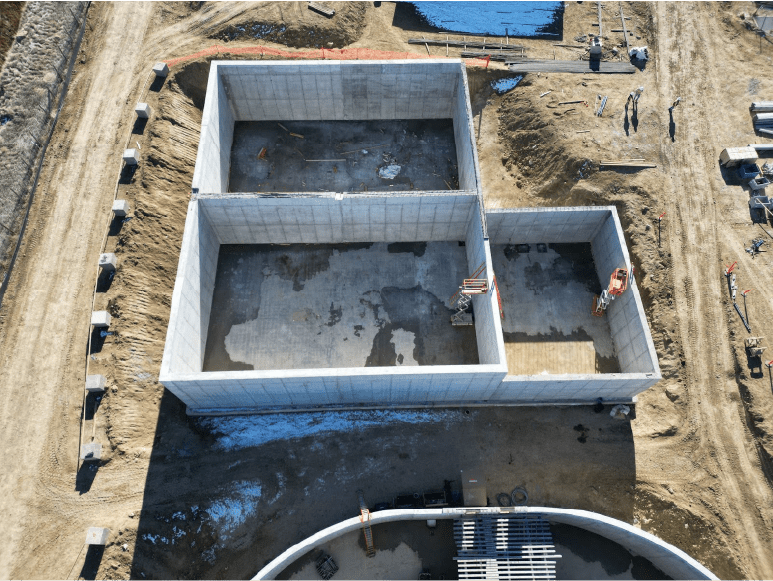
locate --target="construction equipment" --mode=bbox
[746,237,765,257]
[592,268,628,316]
[745,337,767,375]
[449,262,488,326]
[724,262,752,332]
[745,337,766,357]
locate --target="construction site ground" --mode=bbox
[0,1,772,579]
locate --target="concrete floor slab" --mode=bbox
[203,242,478,371]
[491,243,620,375]
[228,120,459,193]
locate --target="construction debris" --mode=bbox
[308,2,335,18]
[746,238,765,257]
[409,38,525,51]
[596,95,608,116]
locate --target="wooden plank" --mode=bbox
[308,1,335,17]
[460,51,526,61]
[508,60,636,73]
[620,2,631,54]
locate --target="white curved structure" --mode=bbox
[253,507,716,580]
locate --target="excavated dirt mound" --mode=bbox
[210,2,368,49]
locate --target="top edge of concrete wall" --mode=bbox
[486,206,617,215]
[212,59,464,68]
[193,190,480,200]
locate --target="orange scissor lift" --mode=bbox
[592,268,629,316]
[448,262,489,326]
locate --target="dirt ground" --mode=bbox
[1,1,773,579]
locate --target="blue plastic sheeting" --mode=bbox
[491,76,524,94]
[407,1,563,38]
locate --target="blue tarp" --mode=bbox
[407,2,563,38]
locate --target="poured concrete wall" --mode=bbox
[162,367,508,411]
[192,67,234,194]
[465,204,506,366]
[193,60,480,196]
[486,206,660,402]
[591,211,659,375]
[487,206,607,244]
[217,60,458,123]
[253,507,716,581]
[453,67,479,192]
[160,195,509,411]
[160,203,219,376]
[197,193,477,244]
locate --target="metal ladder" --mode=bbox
[357,490,376,557]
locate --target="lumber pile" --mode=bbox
[508,60,636,74]
[308,2,334,17]
[409,38,525,51]
[460,51,526,61]
[600,159,656,169]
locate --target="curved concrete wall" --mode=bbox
[252,507,716,581]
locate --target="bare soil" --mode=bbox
[0,2,772,580]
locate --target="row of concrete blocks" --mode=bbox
[81,199,134,462]
[122,63,167,165]
[80,67,166,465]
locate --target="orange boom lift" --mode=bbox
[592,268,629,316]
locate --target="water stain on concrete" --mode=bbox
[387,242,427,257]
[273,243,374,291]
[326,303,343,327]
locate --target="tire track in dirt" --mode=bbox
[654,3,773,577]
[0,3,155,578]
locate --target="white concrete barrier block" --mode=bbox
[112,199,130,217]
[98,253,116,272]
[153,62,169,77]
[123,148,139,165]
[85,374,106,393]
[91,311,111,328]
[80,442,102,462]
[85,527,110,545]
[135,102,151,118]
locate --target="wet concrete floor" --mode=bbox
[203,242,479,371]
[491,243,620,375]
[228,119,459,193]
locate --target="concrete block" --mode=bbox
[135,102,151,118]
[153,62,169,77]
[123,148,139,166]
[80,442,102,462]
[85,374,106,393]
[98,253,116,272]
[91,311,111,328]
[112,199,130,217]
[85,527,110,545]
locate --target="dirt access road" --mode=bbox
[645,3,773,577]
[0,3,154,578]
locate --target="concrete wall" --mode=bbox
[197,193,477,244]
[191,67,234,194]
[160,194,510,410]
[591,211,660,375]
[453,67,479,193]
[160,202,219,377]
[161,366,508,411]
[484,206,660,401]
[465,203,506,366]
[252,507,717,581]
[192,60,480,196]
[487,206,608,245]
[217,60,459,123]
